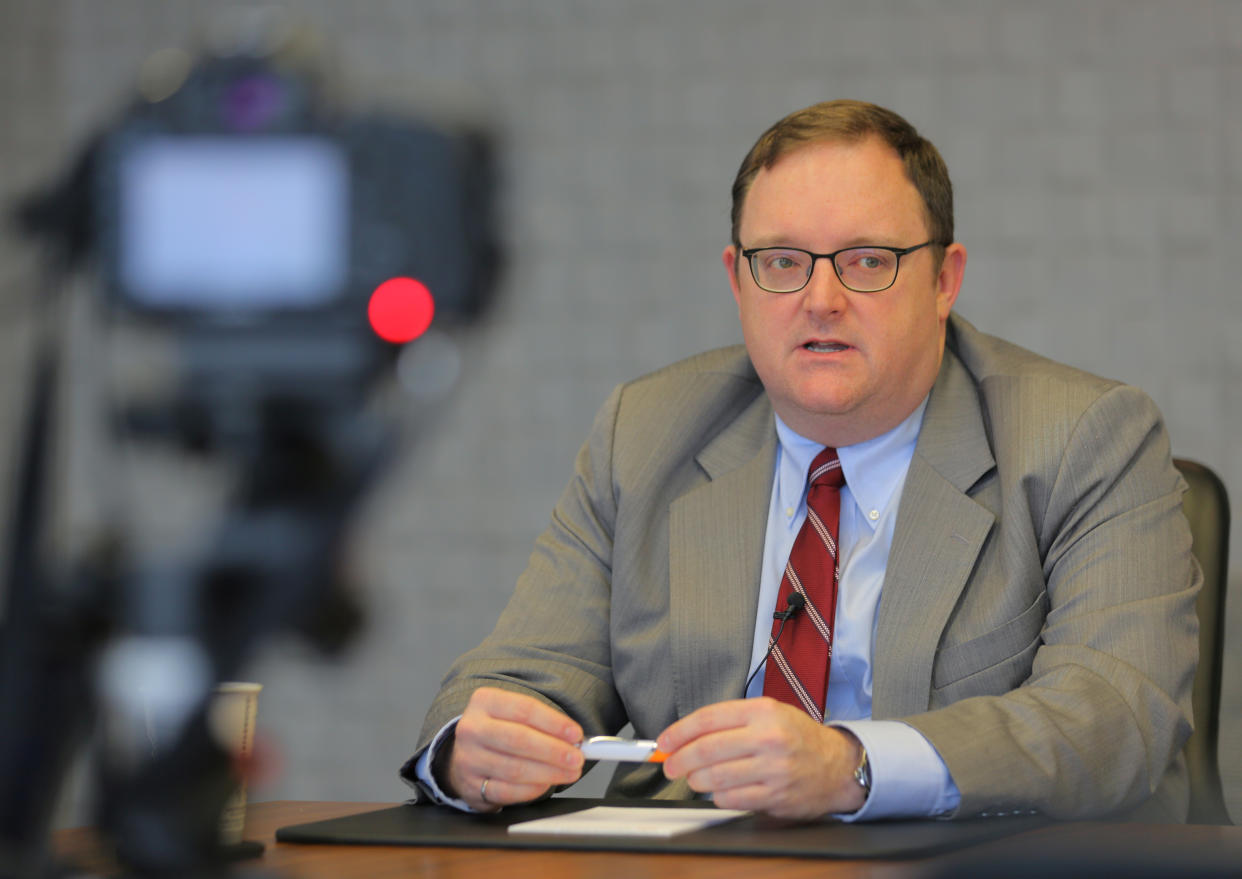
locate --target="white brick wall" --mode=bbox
[1,0,1237,822]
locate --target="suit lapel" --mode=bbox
[668,392,775,720]
[871,346,998,718]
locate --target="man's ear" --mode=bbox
[723,244,742,308]
[935,242,967,318]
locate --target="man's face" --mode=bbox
[724,137,966,447]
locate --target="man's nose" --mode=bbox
[802,257,849,315]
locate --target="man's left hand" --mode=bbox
[657,697,867,819]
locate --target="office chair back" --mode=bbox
[1174,458,1232,825]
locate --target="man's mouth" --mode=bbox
[803,341,850,353]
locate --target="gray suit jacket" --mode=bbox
[411,314,1200,820]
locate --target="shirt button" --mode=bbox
[785,507,795,518]
[868,509,880,521]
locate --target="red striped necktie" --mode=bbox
[761,447,845,723]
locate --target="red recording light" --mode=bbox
[368,277,434,343]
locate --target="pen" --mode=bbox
[579,736,669,763]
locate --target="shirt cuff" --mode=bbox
[403,716,480,813]
[829,719,961,822]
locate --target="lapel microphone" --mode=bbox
[743,592,806,694]
[774,592,805,621]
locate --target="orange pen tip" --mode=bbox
[649,750,669,763]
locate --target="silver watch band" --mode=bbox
[853,745,872,797]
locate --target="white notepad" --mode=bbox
[507,806,750,838]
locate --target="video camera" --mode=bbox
[3,39,499,878]
[23,44,498,415]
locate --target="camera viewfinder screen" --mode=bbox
[117,136,349,311]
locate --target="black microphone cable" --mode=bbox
[742,592,806,694]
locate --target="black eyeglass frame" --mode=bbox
[739,240,939,294]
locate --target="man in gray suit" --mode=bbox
[403,100,1200,822]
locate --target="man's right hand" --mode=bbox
[442,686,585,811]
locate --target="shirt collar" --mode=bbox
[774,398,928,526]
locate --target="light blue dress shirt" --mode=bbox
[744,403,960,820]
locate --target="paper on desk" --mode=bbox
[507,806,750,838]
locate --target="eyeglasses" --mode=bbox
[739,241,936,294]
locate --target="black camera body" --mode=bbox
[29,50,498,408]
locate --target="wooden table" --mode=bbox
[54,801,923,878]
[55,800,1242,879]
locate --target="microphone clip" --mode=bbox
[773,592,805,621]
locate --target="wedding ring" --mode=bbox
[480,777,492,804]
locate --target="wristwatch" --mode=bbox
[853,744,872,799]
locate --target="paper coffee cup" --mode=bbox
[208,682,262,845]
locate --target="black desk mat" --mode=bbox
[276,797,1046,860]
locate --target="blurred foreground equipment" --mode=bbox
[2,35,498,879]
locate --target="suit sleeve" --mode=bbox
[409,384,630,759]
[903,383,1200,820]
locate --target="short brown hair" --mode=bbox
[730,100,954,253]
